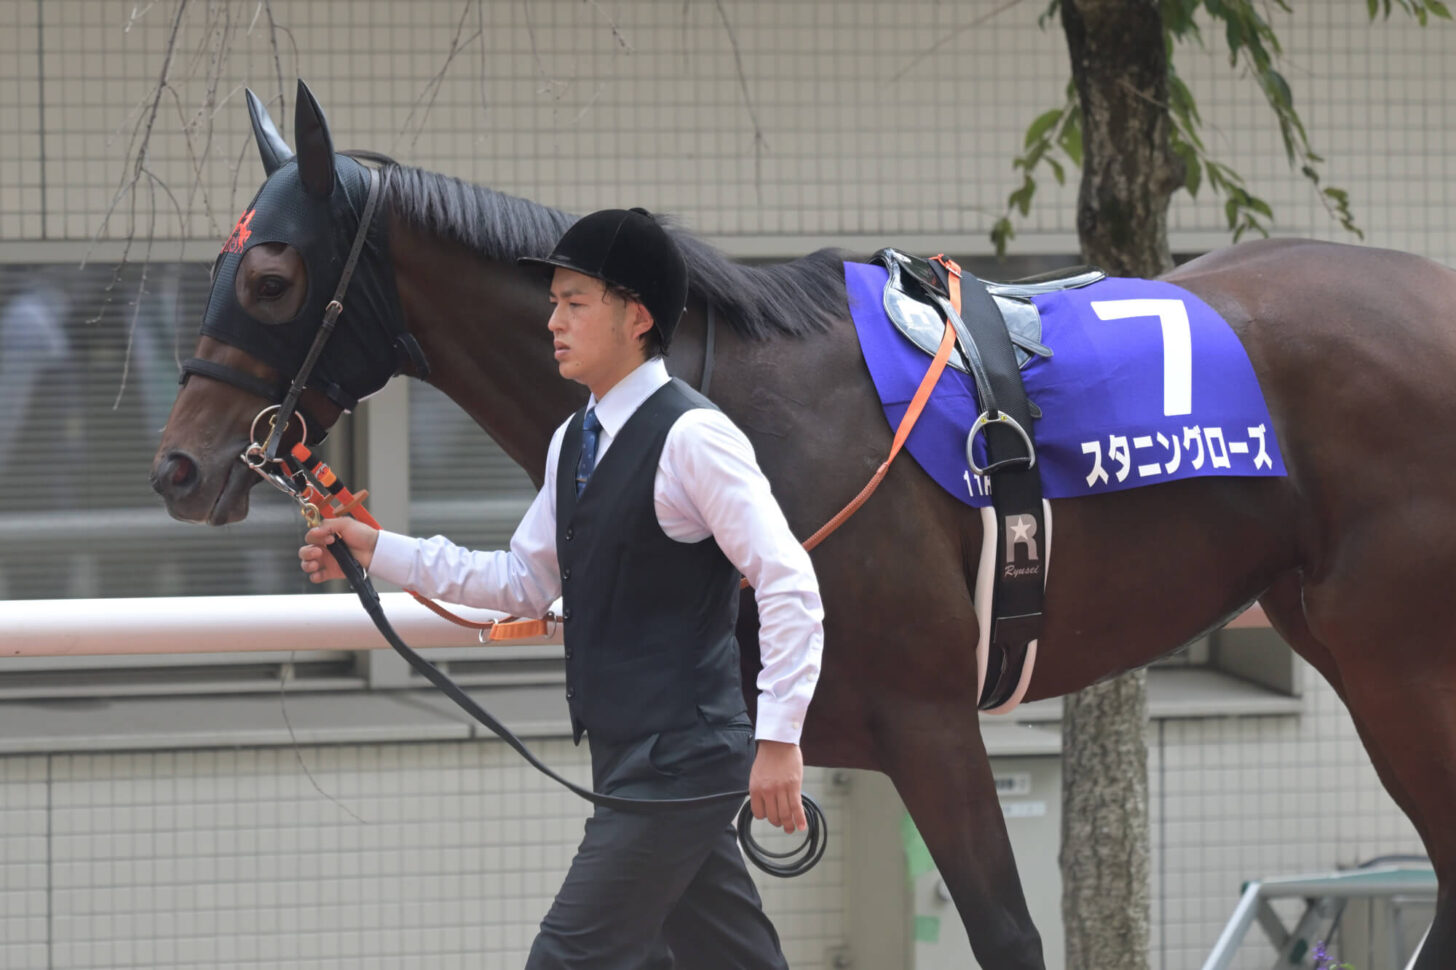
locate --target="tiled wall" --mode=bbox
[1,743,846,970]
[1151,675,1425,969]
[2,2,1453,264]
[1,3,1449,967]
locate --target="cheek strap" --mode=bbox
[178,357,337,442]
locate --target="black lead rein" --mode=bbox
[244,164,823,875]
[323,537,826,878]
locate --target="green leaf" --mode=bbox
[1368,0,1379,17]
[1264,68,1294,112]
[1058,120,1083,166]
[1430,1,1452,21]
[1022,141,1048,173]
[1010,177,1037,217]
[990,217,1015,258]
[1167,72,1202,130]
[1047,157,1066,185]
[1025,109,1064,148]
[1173,141,1202,196]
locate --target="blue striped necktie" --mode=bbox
[575,408,601,496]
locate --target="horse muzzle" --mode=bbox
[150,448,254,525]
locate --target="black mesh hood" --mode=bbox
[200,154,404,409]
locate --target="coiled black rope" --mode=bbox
[326,539,825,878]
[736,798,827,878]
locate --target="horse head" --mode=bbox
[151,80,414,524]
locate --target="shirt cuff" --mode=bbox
[754,696,808,745]
[368,530,418,589]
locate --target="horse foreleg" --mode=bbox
[880,702,1046,970]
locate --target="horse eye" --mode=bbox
[257,275,289,300]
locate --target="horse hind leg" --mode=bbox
[1258,572,1422,830]
[1294,538,1456,970]
[879,700,1046,970]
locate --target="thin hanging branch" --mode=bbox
[260,0,287,128]
[524,0,570,99]
[584,0,633,50]
[99,0,297,403]
[712,0,767,198]
[398,0,482,150]
[86,0,189,270]
[889,0,1025,84]
[279,659,368,825]
[475,0,489,127]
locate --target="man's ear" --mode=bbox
[629,302,655,345]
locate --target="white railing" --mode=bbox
[0,592,561,658]
[0,591,1265,660]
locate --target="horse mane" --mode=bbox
[378,162,846,340]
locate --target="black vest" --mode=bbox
[556,379,748,744]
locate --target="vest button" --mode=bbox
[562,568,571,580]
[565,687,575,700]
[564,647,573,660]
[563,608,572,621]
[565,527,574,541]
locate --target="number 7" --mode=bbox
[1089,298,1192,417]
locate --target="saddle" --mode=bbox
[875,248,1103,373]
[868,249,1103,712]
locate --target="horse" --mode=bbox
[150,82,1456,970]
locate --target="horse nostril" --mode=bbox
[154,451,199,496]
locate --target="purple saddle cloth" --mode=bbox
[845,261,1286,508]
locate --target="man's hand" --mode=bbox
[298,517,380,583]
[749,739,806,834]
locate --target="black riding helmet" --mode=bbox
[520,207,689,352]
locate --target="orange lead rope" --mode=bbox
[795,318,957,556]
[297,252,964,602]
[748,255,963,585]
[286,443,552,641]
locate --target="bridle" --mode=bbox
[175,165,384,497]
[241,165,383,489]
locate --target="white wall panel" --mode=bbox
[12,2,1450,263]
[1150,672,1424,970]
[2,742,845,969]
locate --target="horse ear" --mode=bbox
[293,79,335,198]
[245,89,293,175]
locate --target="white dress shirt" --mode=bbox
[370,358,824,744]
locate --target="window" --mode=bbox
[0,260,350,695]
[0,260,317,600]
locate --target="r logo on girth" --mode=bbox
[1004,513,1040,565]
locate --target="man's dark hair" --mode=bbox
[604,281,667,358]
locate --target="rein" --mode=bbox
[229,200,824,871]
[221,221,975,879]
[731,257,963,589]
[250,441,825,876]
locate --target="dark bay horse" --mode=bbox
[151,83,1456,969]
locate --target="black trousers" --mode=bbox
[524,720,789,970]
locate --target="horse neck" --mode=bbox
[386,212,585,484]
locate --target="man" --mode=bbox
[299,207,824,969]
